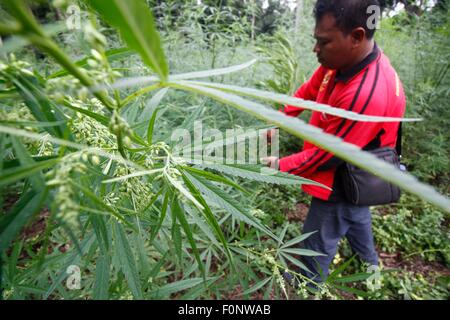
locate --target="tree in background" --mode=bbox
[381,0,448,16]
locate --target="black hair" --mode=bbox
[314,0,381,39]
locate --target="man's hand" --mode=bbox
[261,156,279,170]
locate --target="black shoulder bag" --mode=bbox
[339,124,406,206]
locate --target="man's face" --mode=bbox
[313,14,355,71]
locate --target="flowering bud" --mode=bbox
[52,92,65,103]
[90,49,103,62]
[78,88,88,101]
[52,0,69,8]
[84,23,107,48]
[87,59,98,68]
[123,136,132,147]
[21,68,34,77]
[91,155,100,166]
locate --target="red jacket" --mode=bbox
[279,44,406,201]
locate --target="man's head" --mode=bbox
[313,0,380,71]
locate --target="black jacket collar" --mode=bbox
[335,43,380,83]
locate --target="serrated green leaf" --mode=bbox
[151,277,216,297]
[10,135,44,189]
[9,74,70,139]
[197,163,326,187]
[165,172,204,210]
[0,190,47,253]
[327,255,357,283]
[281,231,317,249]
[183,166,249,194]
[0,120,67,128]
[129,88,168,133]
[169,59,257,81]
[181,171,234,269]
[281,248,326,257]
[333,284,371,298]
[150,189,170,243]
[277,224,289,247]
[148,252,168,279]
[91,215,110,254]
[184,171,279,241]
[279,252,312,274]
[334,272,373,284]
[142,88,168,119]
[179,277,217,300]
[0,158,59,188]
[93,254,110,300]
[69,181,135,231]
[172,216,182,262]
[241,277,272,296]
[172,197,205,279]
[147,106,161,145]
[62,100,109,126]
[7,238,23,281]
[2,155,57,170]
[113,221,143,299]
[105,59,258,91]
[102,168,162,184]
[184,205,219,246]
[186,80,421,122]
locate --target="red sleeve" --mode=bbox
[278,85,382,177]
[283,66,327,117]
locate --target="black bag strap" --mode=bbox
[396,123,402,157]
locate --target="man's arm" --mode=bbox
[278,89,383,177]
[282,66,327,117]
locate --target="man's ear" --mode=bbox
[350,27,366,47]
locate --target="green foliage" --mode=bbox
[373,196,450,265]
[377,13,450,184]
[372,271,449,300]
[252,184,307,226]
[256,33,300,96]
[86,0,169,80]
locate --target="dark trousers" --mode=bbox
[299,197,379,282]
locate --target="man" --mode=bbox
[265,0,406,284]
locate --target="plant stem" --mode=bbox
[121,83,161,107]
[116,131,127,159]
[0,22,21,35]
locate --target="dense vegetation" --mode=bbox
[0,0,448,300]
